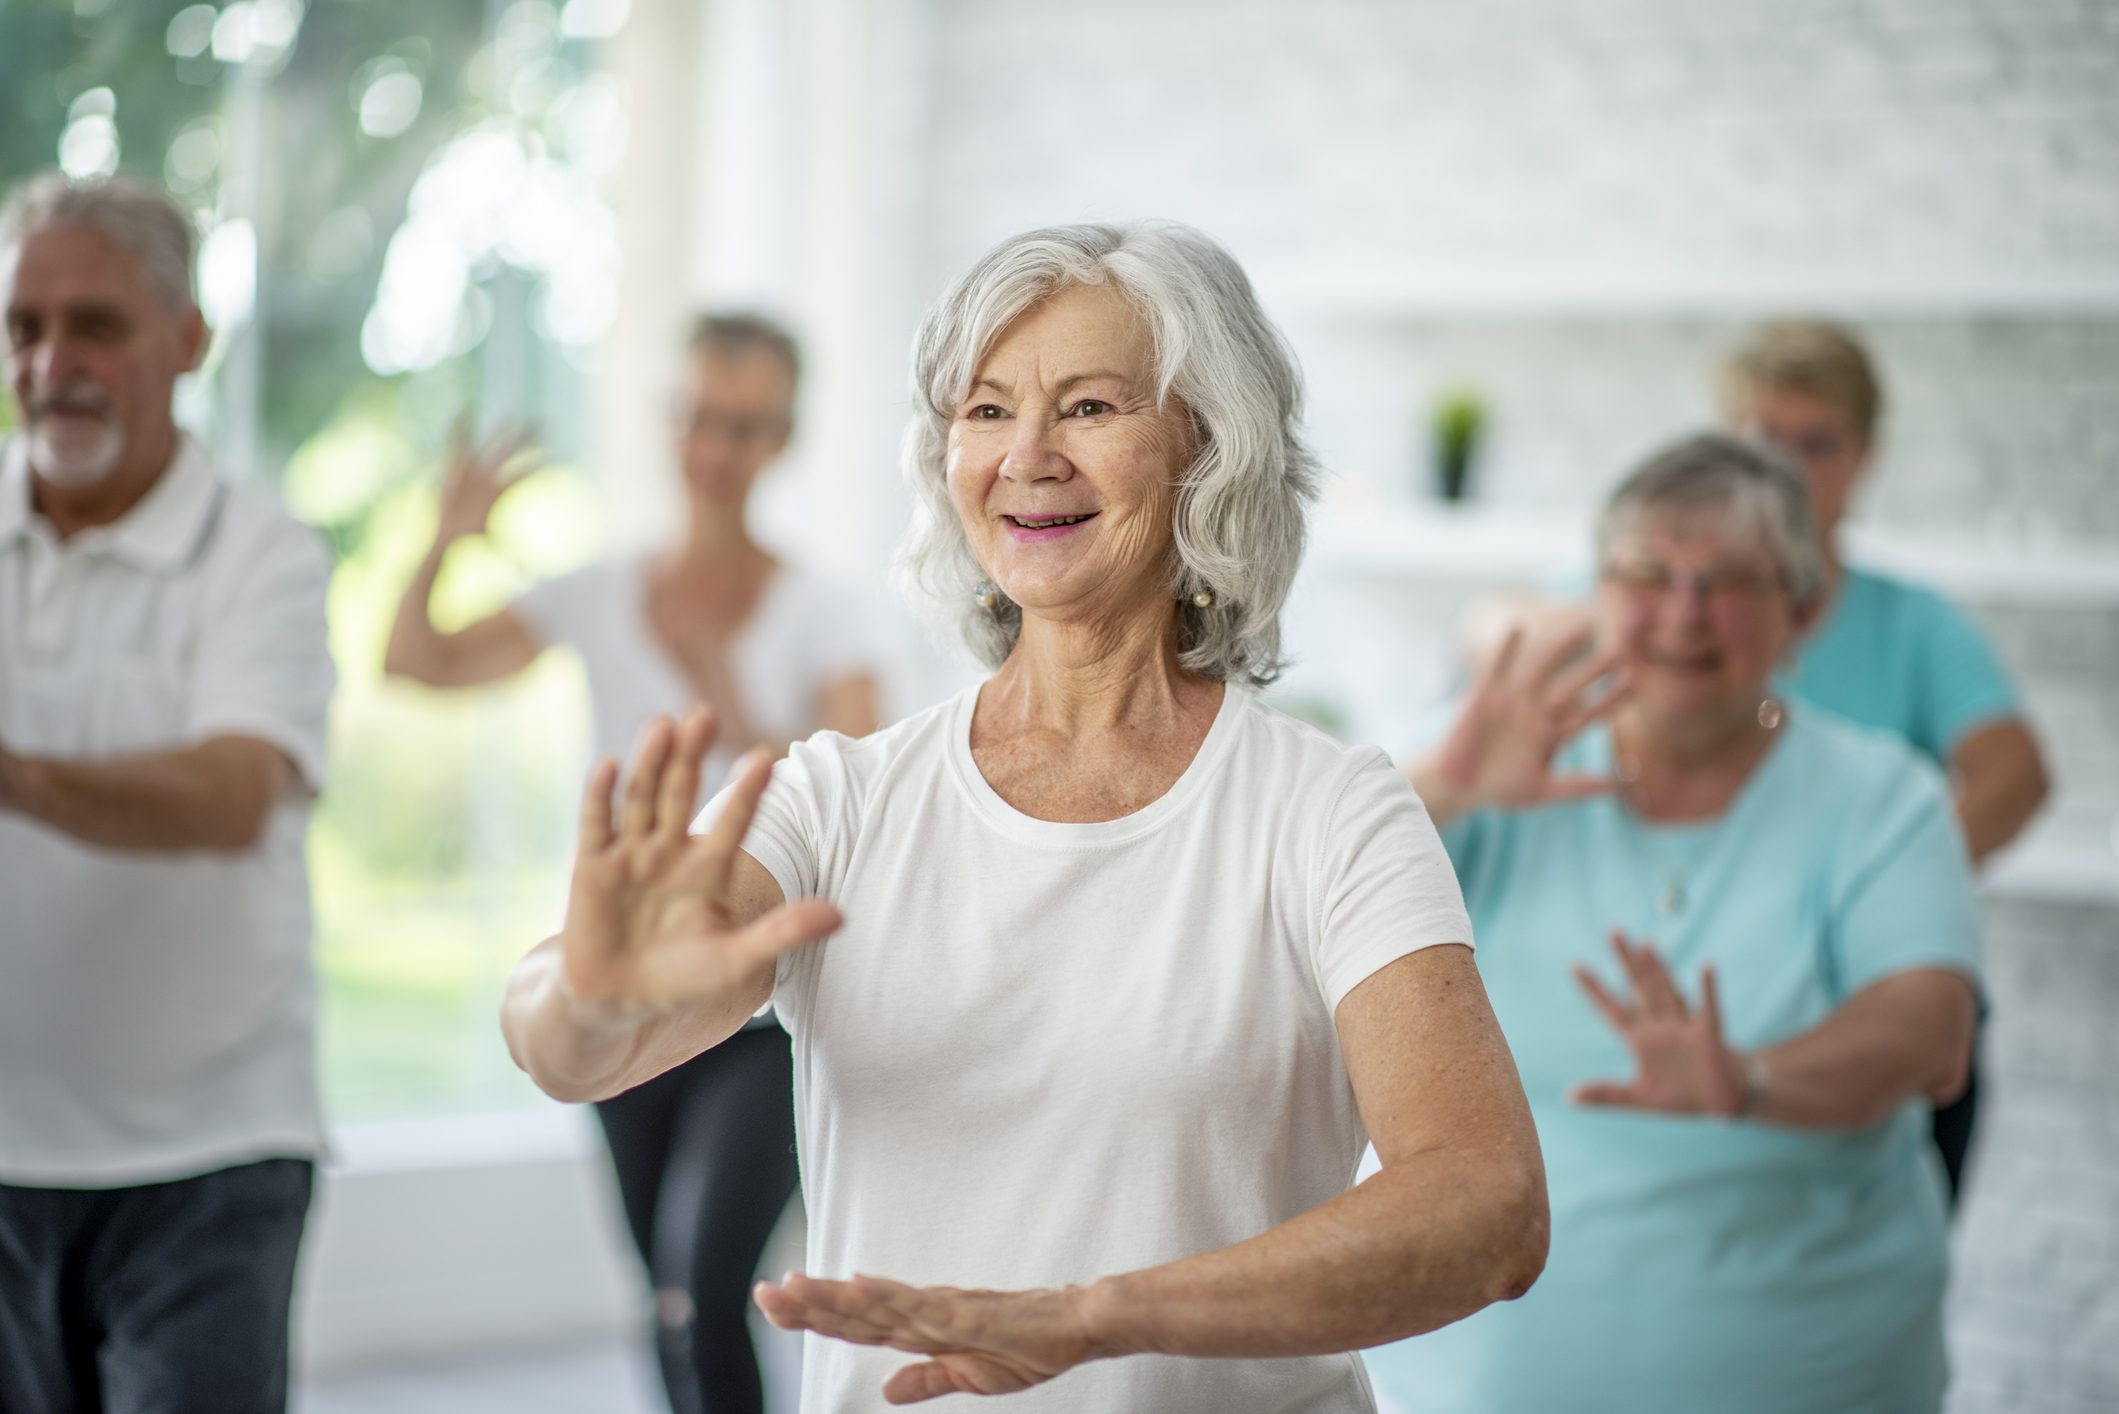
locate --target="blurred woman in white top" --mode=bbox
[387,313,878,1414]
[502,221,1548,1412]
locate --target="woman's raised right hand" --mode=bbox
[560,709,841,1018]
[434,423,539,546]
[1422,619,1630,818]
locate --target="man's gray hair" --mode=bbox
[896,221,1319,686]
[0,171,197,312]
[1596,431,1829,609]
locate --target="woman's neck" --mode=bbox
[985,602,1214,740]
[1612,699,1782,821]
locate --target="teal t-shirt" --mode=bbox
[1788,566,2019,764]
[1363,709,1981,1414]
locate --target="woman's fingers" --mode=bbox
[882,1361,970,1405]
[1569,1078,1647,1109]
[619,717,676,838]
[1699,965,1726,1042]
[1540,771,1619,805]
[1572,964,1635,1033]
[1467,624,1525,706]
[692,747,776,893]
[1632,943,1691,1018]
[577,757,619,854]
[735,900,844,972]
[1553,665,1633,741]
[653,709,717,842]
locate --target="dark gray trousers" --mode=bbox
[0,1157,313,1414]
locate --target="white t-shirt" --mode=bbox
[0,435,334,1187]
[513,554,875,794]
[720,683,1473,1413]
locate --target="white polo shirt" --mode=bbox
[0,434,335,1188]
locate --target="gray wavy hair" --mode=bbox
[0,171,197,312]
[895,221,1319,687]
[1596,431,1829,609]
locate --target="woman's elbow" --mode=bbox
[1487,1160,1550,1303]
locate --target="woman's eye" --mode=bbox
[965,404,1007,420]
[1068,400,1111,418]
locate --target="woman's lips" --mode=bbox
[1003,511,1098,541]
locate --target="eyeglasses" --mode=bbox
[1600,560,1785,605]
[670,400,787,446]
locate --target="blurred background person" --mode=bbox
[0,172,334,1414]
[384,312,880,1414]
[1719,319,2050,1202]
[1367,433,1980,1414]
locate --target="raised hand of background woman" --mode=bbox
[1569,930,1749,1119]
[1407,621,1630,828]
[434,422,541,546]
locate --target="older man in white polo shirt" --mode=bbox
[0,172,333,1413]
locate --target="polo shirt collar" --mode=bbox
[0,437,31,548]
[0,433,222,573]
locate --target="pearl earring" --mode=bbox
[974,583,999,611]
[1757,697,1784,730]
[1190,588,1215,608]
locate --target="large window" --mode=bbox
[3,0,636,1119]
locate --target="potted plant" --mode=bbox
[1432,387,1486,502]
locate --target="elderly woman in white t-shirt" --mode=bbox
[503,221,1547,1411]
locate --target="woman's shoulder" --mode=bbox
[780,685,965,792]
[1228,691,1407,811]
[1780,705,1954,826]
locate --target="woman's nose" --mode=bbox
[998,415,1070,482]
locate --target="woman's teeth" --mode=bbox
[1009,514,1094,528]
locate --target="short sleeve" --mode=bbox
[187,518,335,791]
[510,561,605,651]
[1313,752,1476,1013]
[693,731,837,904]
[1827,758,1982,999]
[1915,592,2021,758]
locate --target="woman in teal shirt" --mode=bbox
[1370,433,1982,1413]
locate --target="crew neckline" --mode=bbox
[948,679,1247,847]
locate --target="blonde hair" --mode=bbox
[1717,319,1883,439]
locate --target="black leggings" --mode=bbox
[1931,1059,1979,1211]
[595,1025,800,1414]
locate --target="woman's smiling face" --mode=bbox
[1595,512,1806,726]
[947,281,1198,631]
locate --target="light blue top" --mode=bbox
[1788,565,2019,764]
[1364,708,1981,1414]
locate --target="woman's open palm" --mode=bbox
[1431,621,1629,813]
[435,423,539,545]
[562,710,840,1016]
[1570,931,1747,1118]
[755,1273,1098,1405]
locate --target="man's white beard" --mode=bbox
[28,411,125,489]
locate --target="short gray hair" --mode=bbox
[896,221,1318,686]
[1596,432,1828,609]
[0,171,197,312]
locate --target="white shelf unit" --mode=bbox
[1306,501,2119,609]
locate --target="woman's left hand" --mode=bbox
[755,1273,1101,1404]
[1569,930,1748,1119]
